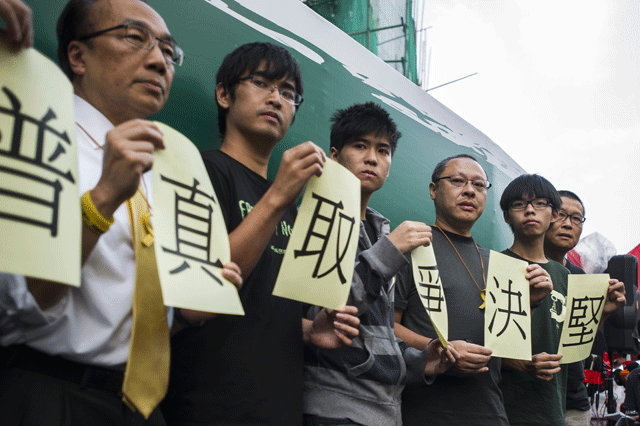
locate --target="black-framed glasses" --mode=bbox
[510,198,551,210]
[77,22,184,66]
[557,210,586,226]
[238,74,303,106]
[434,175,491,191]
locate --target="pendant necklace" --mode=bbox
[433,225,487,309]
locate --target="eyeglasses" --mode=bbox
[434,175,491,191]
[510,198,551,210]
[557,210,586,226]
[238,74,303,106]
[78,22,184,66]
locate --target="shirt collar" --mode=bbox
[74,94,114,149]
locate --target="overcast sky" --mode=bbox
[414,0,640,254]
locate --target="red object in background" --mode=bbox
[629,243,640,292]
[584,369,603,385]
[567,249,582,269]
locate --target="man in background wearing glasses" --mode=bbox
[163,42,360,426]
[0,1,241,425]
[499,175,624,426]
[544,190,616,426]
[394,156,552,426]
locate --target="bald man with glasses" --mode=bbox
[0,1,241,425]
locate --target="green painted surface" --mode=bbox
[19,0,524,250]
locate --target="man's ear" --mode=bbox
[503,210,511,225]
[429,182,437,200]
[329,146,339,162]
[550,209,560,223]
[67,40,87,77]
[216,82,231,109]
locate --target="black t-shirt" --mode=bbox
[395,227,508,426]
[164,149,302,425]
[499,250,569,426]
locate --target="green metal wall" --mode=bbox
[14,0,524,251]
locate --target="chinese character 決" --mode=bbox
[488,277,528,339]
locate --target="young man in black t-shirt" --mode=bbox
[164,42,360,426]
[499,175,624,426]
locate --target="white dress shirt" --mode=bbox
[0,95,172,369]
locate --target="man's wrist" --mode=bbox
[82,190,114,235]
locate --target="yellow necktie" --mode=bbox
[122,186,170,419]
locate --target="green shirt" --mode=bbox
[499,249,570,426]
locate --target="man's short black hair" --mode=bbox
[499,174,562,212]
[431,154,485,183]
[57,0,150,80]
[557,190,586,216]
[216,42,303,136]
[57,0,101,79]
[329,102,400,155]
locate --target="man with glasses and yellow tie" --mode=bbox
[499,176,624,426]
[0,1,242,425]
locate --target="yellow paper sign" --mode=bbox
[484,250,531,360]
[273,159,360,309]
[558,274,610,364]
[411,244,448,348]
[0,45,80,286]
[152,122,243,315]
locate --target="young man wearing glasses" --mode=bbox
[163,42,360,426]
[394,156,552,426]
[497,174,569,426]
[499,175,624,426]
[0,0,242,425]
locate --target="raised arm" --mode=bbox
[28,120,165,310]
[350,221,431,315]
[0,0,32,51]
[227,142,325,278]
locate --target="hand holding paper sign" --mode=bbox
[228,141,326,279]
[267,141,326,212]
[502,352,563,381]
[525,264,553,308]
[410,244,448,348]
[387,221,432,254]
[558,274,610,364]
[0,0,33,51]
[603,278,626,318]
[448,340,492,374]
[484,251,531,360]
[153,122,243,316]
[180,261,243,322]
[93,120,165,218]
[272,159,360,309]
[0,45,80,289]
[304,305,361,349]
[423,339,459,376]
